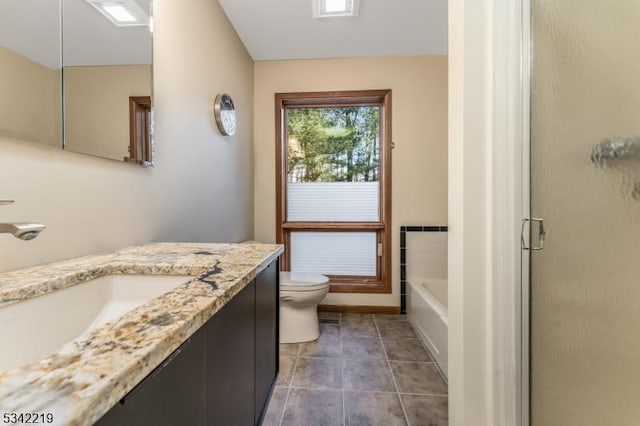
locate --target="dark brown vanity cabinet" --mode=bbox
[97,259,279,426]
[205,274,256,425]
[254,260,279,424]
[95,326,207,426]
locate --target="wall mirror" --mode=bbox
[0,1,62,149]
[0,0,153,166]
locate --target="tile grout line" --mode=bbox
[340,313,346,426]
[412,330,449,385]
[285,385,392,392]
[384,359,440,365]
[373,315,412,426]
[402,319,450,399]
[282,385,447,397]
[397,391,449,397]
[277,344,300,426]
[404,320,448,382]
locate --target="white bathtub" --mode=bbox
[407,278,448,379]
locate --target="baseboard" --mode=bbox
[318,304,401,315]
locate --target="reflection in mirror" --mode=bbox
[62,0,153,165]
[0,1,62,148]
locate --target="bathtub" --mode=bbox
[407,278,448,379]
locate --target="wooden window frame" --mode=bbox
[275,90,392,294]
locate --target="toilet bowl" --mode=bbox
[279,272,330,344]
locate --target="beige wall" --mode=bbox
[64,65,151,161]
[0,46,61,148]
[0,0,254,272]
[253,56,448,306]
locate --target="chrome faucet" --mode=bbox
[0,200,46,241]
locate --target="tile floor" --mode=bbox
[262,313,448,426]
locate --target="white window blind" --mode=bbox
[290,232,377,276]
[287,182,379,222]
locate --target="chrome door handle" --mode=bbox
[522,218,545,250]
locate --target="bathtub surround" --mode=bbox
[0,242,283,425]
[407,278,449,380]
[0,0,254,273]
[399,225,448,314]
[254,56,448,308]
[402,226,449,377]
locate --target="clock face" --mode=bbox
[214,94,236,136]
[221,110,236,136]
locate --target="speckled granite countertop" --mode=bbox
[0,242,283,425]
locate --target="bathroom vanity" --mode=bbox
[0,243,282,426]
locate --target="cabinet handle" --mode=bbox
[119,338,192,404]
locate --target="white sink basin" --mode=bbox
[0,274,193,371]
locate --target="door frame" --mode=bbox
[520,1,532,424]
[127,96,152,165]
[489,0,531,424]
[448,0,530,424]
[491,0,531,424]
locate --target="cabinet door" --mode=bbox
[96,327,207,426]
[205,280,256,426]
[254,260,279,424]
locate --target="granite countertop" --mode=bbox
[0,242,283,425]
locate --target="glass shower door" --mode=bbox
[530,1,640,425]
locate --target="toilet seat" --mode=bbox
[280,272,329,292]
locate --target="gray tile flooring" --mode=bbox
[263,314,448,426]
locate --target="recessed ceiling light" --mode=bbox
[102,5,137,23]
[312,0,360,19]
[86,0,149,27]
[325,0,347,13]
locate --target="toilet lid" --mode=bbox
[280,272,329,291]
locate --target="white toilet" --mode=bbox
[279,272,330,343]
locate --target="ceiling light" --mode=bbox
[86,0,150,27]
[312,0,360,18]
[325,0,347,13]
[102,5,136,23]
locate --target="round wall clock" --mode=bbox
[214,93,237,136]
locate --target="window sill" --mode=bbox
[329,279,390,294]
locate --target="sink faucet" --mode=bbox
[0,200,46,241]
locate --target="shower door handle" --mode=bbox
[521,218,545,250]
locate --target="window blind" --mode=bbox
[287,182,379,222]
[290,232,377,276]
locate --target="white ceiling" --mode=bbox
[0,0,61,69]
[63,0,151,67]
[217,0,448,61]
[1,0,445,68]
[0,0,151,69]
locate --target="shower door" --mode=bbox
[530,1,640,425]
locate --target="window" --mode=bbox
[275,90,392,293]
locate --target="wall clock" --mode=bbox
[214,93,236,136]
